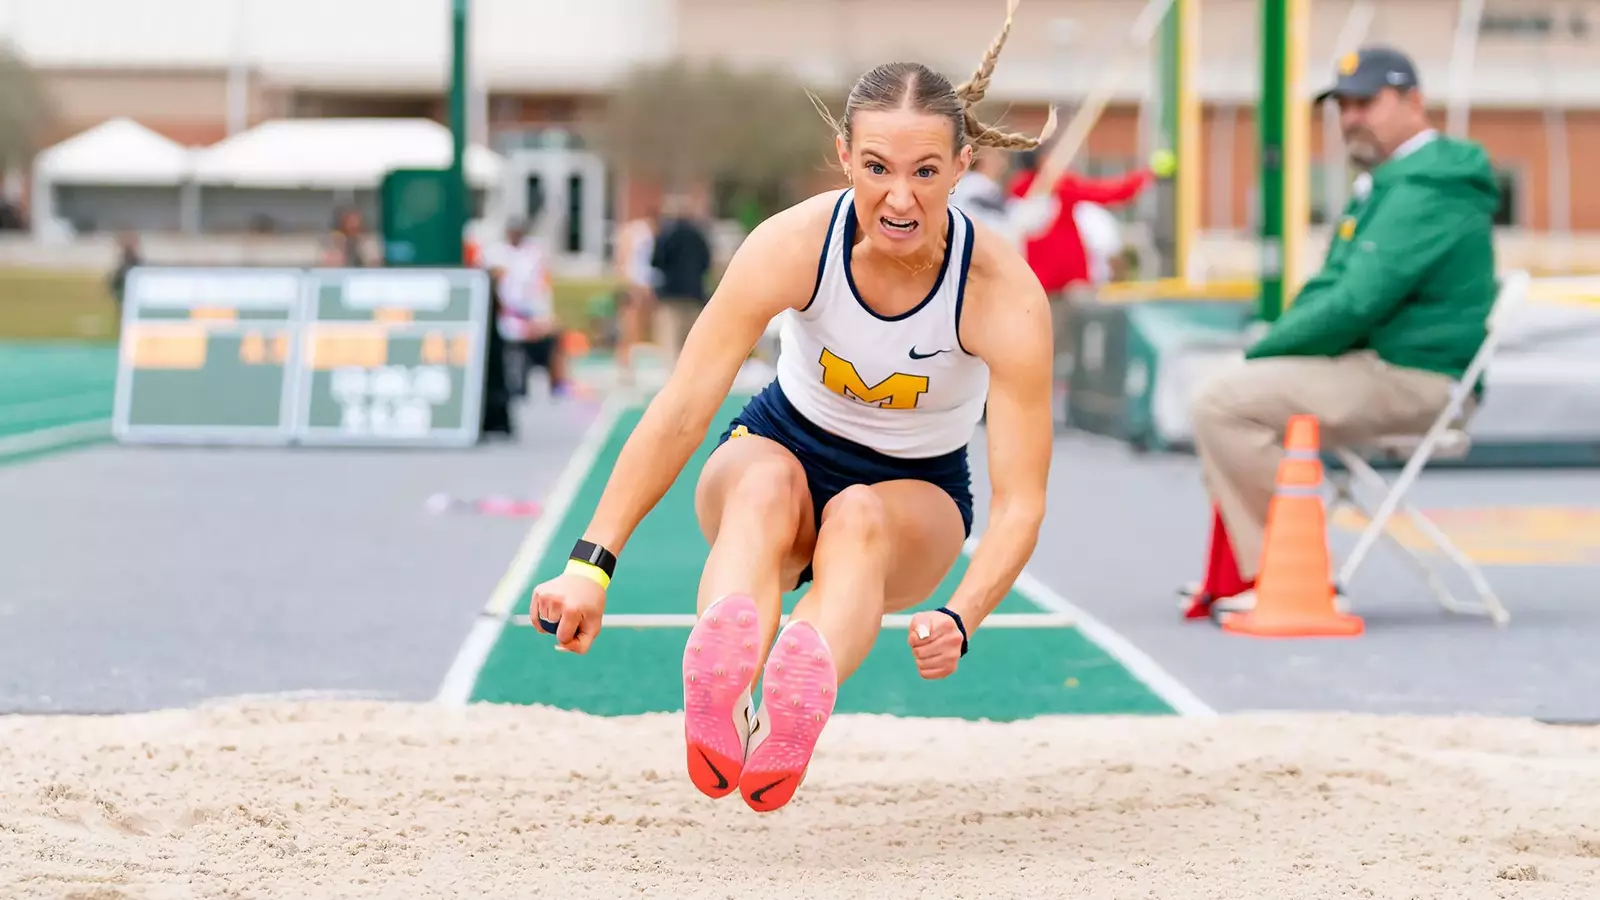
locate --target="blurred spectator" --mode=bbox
[472,229,515,440]
[487,218,566,399]
[0,199,24,230]
[649,192,713,371]
[950,147,1016,242]
[1007,149,1165,416]
[952,148,1067,251]
[1186,45,1500,612]
[1006,152,1159,297]
[320,207,373,267]
[613,203,659,385]
[107,230,141,314]
[1071,201,1123,286]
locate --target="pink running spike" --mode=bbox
[682,594,761,800]
[739,620,837,813]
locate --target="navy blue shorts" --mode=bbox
[716,380,974,588]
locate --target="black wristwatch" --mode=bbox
[570,539,617,579]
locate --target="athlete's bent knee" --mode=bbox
[728,457,808,522]
[818,484,888,549]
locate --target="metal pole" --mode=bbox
[1257,0,1286,321]
[1023,0,1176,200]
[1209,103,1234,230]
[471,35,489,149]
[226,0,250,136]
[1145,0,1195,281]
[1153,0,1180,279]
[1447,0,1485,138]
[1323,1,1376,224]
[1175,0,1200,283]
[447,0,469,265]
[1543,52,1571,236]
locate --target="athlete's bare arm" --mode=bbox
[943,223,1054,629]
[578,191,844,556]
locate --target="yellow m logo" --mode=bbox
[818,347,929,410]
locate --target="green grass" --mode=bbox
[0,268,121,341]
[0,267,621,342]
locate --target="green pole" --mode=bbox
[446,0,469,266]
[1152,2,1180,279]
[1257,0,1286,322]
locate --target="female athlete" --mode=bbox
[531,0,1056,813]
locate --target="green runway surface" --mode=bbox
[0,343,116,463]
[469,397,1175,720]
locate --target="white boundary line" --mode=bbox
[433,395,628,705]
[509,612,1076,629]
[435,377,1215,718]
[964,536,1217,717]
[0,418,111,460]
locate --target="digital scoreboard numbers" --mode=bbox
[112,268,302,444]
[292,269,488,447]
[110,266,490,448]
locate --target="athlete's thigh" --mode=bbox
[864,479,967,613]
[694,433,818,568]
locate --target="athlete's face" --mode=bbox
[838,108,972,258]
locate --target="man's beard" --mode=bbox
[1344,132,1384,171]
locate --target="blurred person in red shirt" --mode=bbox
[1006,148,1172,423]
[1006,152,1163,294]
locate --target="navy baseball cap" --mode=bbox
[1314,45,1421,104]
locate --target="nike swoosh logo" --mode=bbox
[908,348,949,359]
[748,775,788,805]
[744,710,762,750]
[695,747,728,791]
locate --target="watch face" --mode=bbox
[574,540,613,571]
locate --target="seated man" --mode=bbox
[1186,45,1501,615]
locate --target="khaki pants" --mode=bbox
[654,297,704,370]
[1190,351,1458,580]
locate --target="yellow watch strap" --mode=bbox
[564,558,611,589]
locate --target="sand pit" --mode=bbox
[2,701,1597,900]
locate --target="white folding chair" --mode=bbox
[1326,269,1531,627]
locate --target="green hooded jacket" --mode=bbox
[1245,134,1501,384]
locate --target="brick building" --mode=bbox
[9,0,1600,253]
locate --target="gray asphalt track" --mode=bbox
[970,429,1600,720]
[0,398,593,714]
[6,382,1597,721]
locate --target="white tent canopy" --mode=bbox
[189,118,503,190]
[34,117,193,186]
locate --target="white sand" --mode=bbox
[2,701,1597,900]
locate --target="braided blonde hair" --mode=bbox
[812,0,1058,153]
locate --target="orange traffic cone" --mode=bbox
[1222,415,1364,638]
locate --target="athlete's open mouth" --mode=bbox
[880,216,918,233]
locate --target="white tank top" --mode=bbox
[774,189,989,459]
[622,220,654,287]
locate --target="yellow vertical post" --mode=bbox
[1282,0,1312,305]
